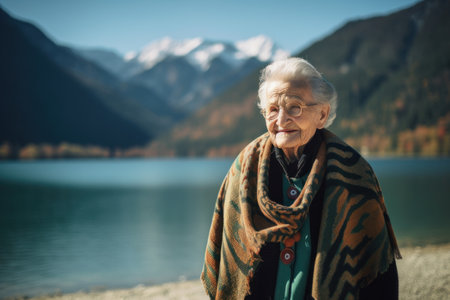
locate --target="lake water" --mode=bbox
[0,158,449,298]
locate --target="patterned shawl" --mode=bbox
[201,130,401,300]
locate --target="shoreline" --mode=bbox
[13,243,450,300]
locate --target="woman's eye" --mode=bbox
[265,106,279,119]
[287,104,301,115]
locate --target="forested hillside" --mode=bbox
[141,0,450,157]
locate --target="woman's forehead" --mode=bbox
[266,80,314,103]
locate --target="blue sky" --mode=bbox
[0,0,420,55]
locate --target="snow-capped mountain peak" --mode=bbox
[190,42,226,70]
[77,35,291,112]
[124,35,289,72]
[125,37,204,68]
[235,35,278,61]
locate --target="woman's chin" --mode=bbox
[274,138,301,150]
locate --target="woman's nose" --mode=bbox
[276,108,291,125]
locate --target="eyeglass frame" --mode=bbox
[261,94,321,120]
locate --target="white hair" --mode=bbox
[258,57,337,128]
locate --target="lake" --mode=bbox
[0,158,449,298]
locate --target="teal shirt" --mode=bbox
[274,175,312,300]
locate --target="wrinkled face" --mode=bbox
[263,80,330,159]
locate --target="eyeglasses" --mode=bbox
[263,95,320,120]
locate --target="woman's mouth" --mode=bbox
[277,129,296,134]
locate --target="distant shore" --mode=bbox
[20,243,450,300]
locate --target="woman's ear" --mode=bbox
[317,104,330,129]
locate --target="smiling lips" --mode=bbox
[277,129,296,134]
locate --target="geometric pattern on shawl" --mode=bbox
[201,129,401,299]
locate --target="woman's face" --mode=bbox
[264,80,330,160]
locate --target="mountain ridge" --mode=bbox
[0,7,180,150]
[82,35,289,76]
[78,35,289,112]
[2,0,448,159]
[141,0,450,157]
[0,7,291,158]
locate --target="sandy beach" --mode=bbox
[22,243,450,300]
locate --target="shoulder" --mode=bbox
[322,129,362,161]
[240,132,271,156]
[233,132,270,172]
[322,129,373,171]
[322,129,381,198]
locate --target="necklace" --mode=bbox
[274,147,306,200]
[273,139,319,265]
[274,149,305,264]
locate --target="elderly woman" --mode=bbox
[201,58,401,300]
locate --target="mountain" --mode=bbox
[142,0,450,157]
[0,5,289,159]
[78,35,289,112]
[0,7,181,151]
[13,13,181,134]
[124,35,288,74]
[76,47,131,76]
